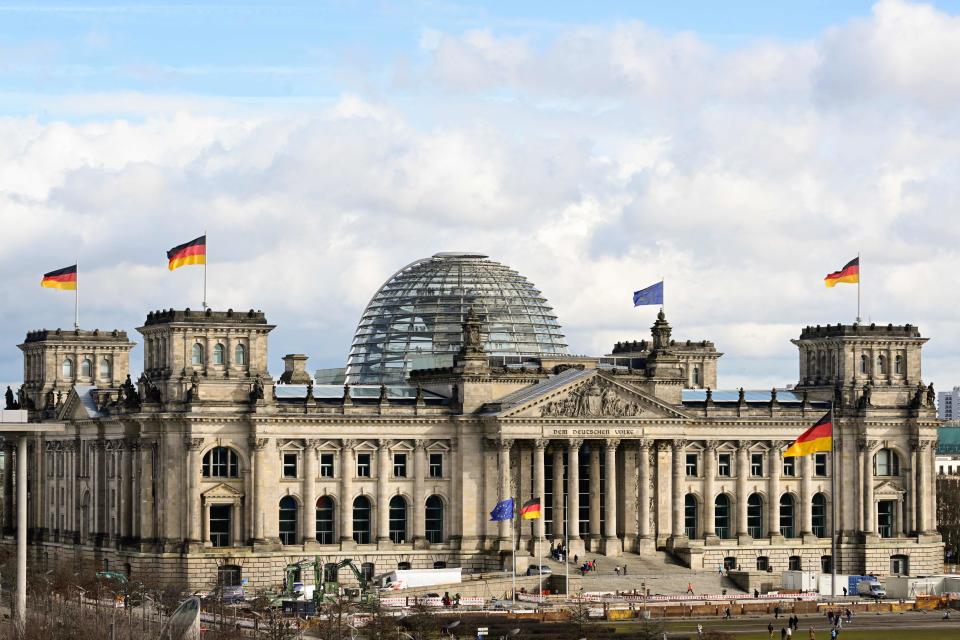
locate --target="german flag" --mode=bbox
[167,235,206,271]
[824,257,859,287]
[520,497,541,520]
[783,413,832,457]
[40,264,78,290]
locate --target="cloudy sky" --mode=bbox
[2,0,960,392]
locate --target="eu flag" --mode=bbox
[490,498,515,521]
[633,281,664,306]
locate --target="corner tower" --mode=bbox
[17,328,134,419]
[137,308,275,406]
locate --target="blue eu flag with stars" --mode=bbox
[490,497,515,521]
[633,281,664,307]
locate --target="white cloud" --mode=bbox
[3,2,960,393]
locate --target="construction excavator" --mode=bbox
[314,557,377,605]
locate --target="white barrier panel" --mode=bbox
[573,593,819,603]
[380,596,485,608]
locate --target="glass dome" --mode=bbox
[345,252,568,384]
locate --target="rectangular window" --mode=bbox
[357,453,371,477]
[429,453,443,478]
[718,453,731,477]
[685,453,699,477]
[319,453,334,478]
[282,453,298,478]
[814,453,828,476]
[751,453,764,477]
[782,456,796,477]
[878,500,895,538]
[393,453,407,478]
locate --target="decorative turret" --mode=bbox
[651,309,673,351]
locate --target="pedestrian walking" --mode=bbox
[808,628,816,640]
[767,621,774,639]
[786,627,793,639]
[774,605,781,618]
[623,564,627,575]
[615,566,621,576]
[718,564,723,576]
[574,554,579,565]
[697,623,703,639]
[780,627,787,640]
[687,582,695,595]
[845,608,851,623]
[754,588,760,598]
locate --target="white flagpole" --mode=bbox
[856,252,861,323]
[202,230,208,309]
[565,492,570,597]
[830,401,837,603]
[74,259,80,330]
[538,504,542,604]
[512,504,517,606]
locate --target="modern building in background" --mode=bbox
[938,387,960,421]
[1,252,943,589]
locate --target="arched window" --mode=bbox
[278,496,298,545]
[878,354,887,375]
[213,343,225,365]
[353,496,372,544]
[234,343,246,365]
[780,494,796,538]
[812,493,828,538]
[388,496,407,543]
[62,358,73,378]
[874,449,900,476]
[202,447,239,478]
[80,359,92,378]
[99,358,111,379]
[191,343,204,366]
[860,354,869,375]
[315,496,335,544]
[684,495,698,538]
[425,495,444,543]
[747,494,764,538]
[895,354,903,375]
[715,494,731,539]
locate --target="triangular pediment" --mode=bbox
[496,371,690,419]
[58,385,100,421]
[202,482,244,499]
[874,479,905,497]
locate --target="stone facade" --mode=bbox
[2,308,943,591]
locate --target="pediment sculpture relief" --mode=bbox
[539,379,642,417]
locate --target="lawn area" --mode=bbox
[659,626,960,640]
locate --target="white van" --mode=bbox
[857,578,886,599]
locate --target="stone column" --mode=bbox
[768,441,783,541]
[128,439,139,542]
[917,440,930,533]
[413,439,427,547]
[736,441,750,541]
[670,439,688,547]
[801,450,814,540]
[449,439,461,546]
[303,440,319,544]
[566,439,584,556]
[139,441,155,544]
[250,437,269,543]
[496,439,513,550]
[927,441,937,534]
[340,439,355,546]
[638,440,652,551]
[184,437,204,545]
[202,502,210,545]
[862,440,876,537]
[588,445,601,549]
[376,439,392,546]
[906,441,916,535]
[703,441,717,542]
[551,445,565,541]
[602,439,620,556]
[533,439,546,543]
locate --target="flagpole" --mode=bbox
[830,399,837,603]
[856,251,861,324]
[74,259,79,330]
[565,492,570,598]
[202,229,208,309]
[512,505,517,607]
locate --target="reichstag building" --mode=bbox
[5,252,943,588]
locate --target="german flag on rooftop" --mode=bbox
[167,235,206,271]
[783,413,832,457]
[824,257,859,287]
[40,264,77,290]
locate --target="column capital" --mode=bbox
[342,438,357,450]
[568,438,584,451]
[184,437,205,451]
[704,440,719,451]
[604,438,620,449]
[736,440,751,453]
[637,438,652,451]
[498,438,514,452]
[918,439,932,451]
[377,438,393,450]
[414,438,427,451]
[533,438,547,450]
[858,438,881,452]
[671,438,687,451]
[769,440,786,453]
[305,438,324,450]
[248,437,269,452]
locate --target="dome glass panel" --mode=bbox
[345,252,567,384]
